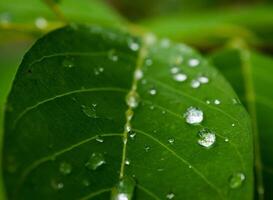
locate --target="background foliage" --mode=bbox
[0,0,273,199]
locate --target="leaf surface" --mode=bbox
[210,47,273,200]
[3,25,253,199]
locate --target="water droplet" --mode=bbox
[95,135,104,143]
[224,138,229,142]
[82,105,97,118]
[59,162,72,175]
[170,66,180,74]
[144,32,157,46]
[128,39,139,51]
[145,58,153,66]
[126,91,139,108]
[166,192,175,199]
[141,79,147,85]
[108,50,119,62]
[188,58,200,67]
[134,69,143,80]
[160,38,170,48]
[62,58,74,68]
[229,172,245,189]
[214,99,221,105]
[198,76,209,84]
[85,153,106,170]
[149,88,157,96]
[35,17,48,29]
[94,67,104,75]
[51,179,64,190]
[82,179,90,187]
[173,73,187,82]
[111,177,135,200]
[191,80,200,88]
[232,123,235,127]
[232,98,240,105]
[168,138,175,145]
[157,168,164,172]
[188,165,192,169]
[149,105,155,110]
[206,100,211,104]
[129,131,136,139]
[144,145,151,152]
[184,107,204,125]
[197,128,216,148]
[125,158,130,165]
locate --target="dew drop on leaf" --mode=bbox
[197,128,216,148]
[108,50,119,62]
[144,145,151,152]
[82,179,90,187]
[85,153,106,170]
[229,172,245,189]
[168,138,175,145]
[94,67,104,75]
[62,58,74,68]
[173,73,187,82]
[59,162,72,175]
[35,17,48,29]
[160,38,171,48]
[166,192,175,199]
[170,66,180,74]
[126,91,139,108]
[214,99,221,105]
[149,88,157,96]
[184,107,204,125]
[81,105,97,118]
[188,58,200,67]
[95,135,104,143]
[129,131,136,139]
[191,80,200,88]
[145,58,153,66]
[134,69,143,80]
[128,39,140,51]
[51,179,64,190]
[111,177,136,200]
[197,76,209,84]
[125,158,130,165]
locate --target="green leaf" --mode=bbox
[2,25,252,199]
[140,5,273,48]
[210,47,273,200]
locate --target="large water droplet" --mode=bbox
[188,58,200,67]
[197,128,216,148]
[82,105,97,118]
[85,153,106,170]
[59,162,72,175]
[229,172,245,189]
[184,107,204,125]
[111,177,136,200]
[134,69,143,80]
[126,91,139,108]
[173,73,187,82]
[35,17,48,29]
[160,38,171,48]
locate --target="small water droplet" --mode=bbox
[111,177,135,200]
[125,158,130,165]
[184,107,204,125]
[214,99,221,105]
[157,168,164,172]
[62,58,74,68]
[224,138,229,142]
[108,50,119,62]
[59,162,72,175]
[188,165,192,169]
[191,79,200,88]
[232,123,235,127]
[162,110,166,114]
[35,17,48,29]
[170,66,180,74]
[82,105,97,118]
[173,73,187,82]
[94,67,104,75]
[144,33,157,46]
[166,192,175,199]
[168,138,175,145]
[126,91,139,108]
[129,131,136,139]
[206,100,211,104]
[232,98,240,105]
[51,179,64,190]
[128,39,140,51]
[149,88,157,96]
[144,145,151,152]
[149,105,155,110]
[229,172,245,189]
[82,179,90,187]
[145,58,153,66]
[134,69,143,80]
[85,153,106,170]
[198,76,209,84]
[95,135,104,143]
[197,128,216,148]
[188,58,200,67]
[160,38,170,48]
